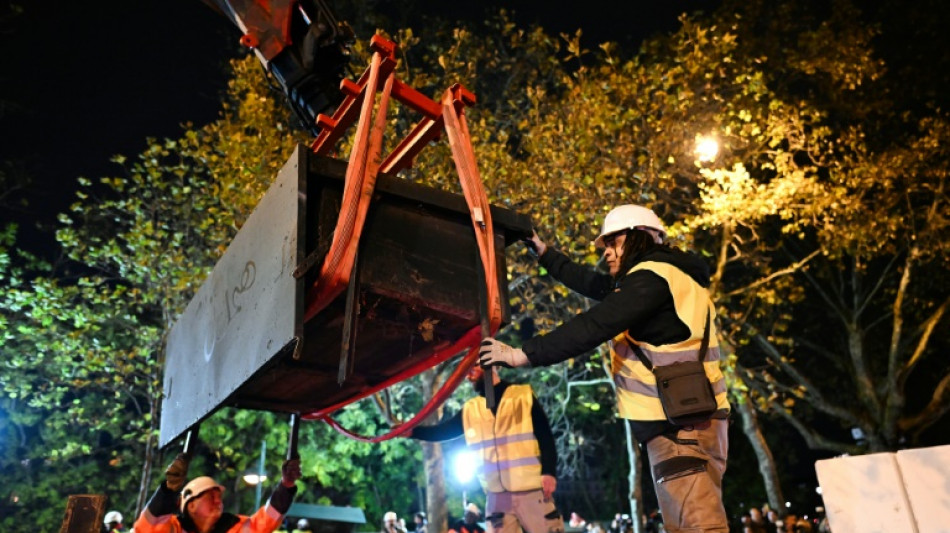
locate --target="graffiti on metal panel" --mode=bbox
[225,261,257,323]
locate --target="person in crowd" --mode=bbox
[103,510,125,533]
[133,452,301,533]
[608,513,621,533]
[608,513,633,533]
[568,512,586,528]
[748,507,769,533]
[292,518,312,533]
[412,511,428,533]
[643,509,662,533]
[478,205,731,533]
[406,366,564,533]
[449,503,486,533]
[382,511,407,533]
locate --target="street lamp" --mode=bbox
[694,134,720,163]
[242,440,267,509]
[451,449,478,507]
[242,472,268,485]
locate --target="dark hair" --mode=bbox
[614,228,665,281]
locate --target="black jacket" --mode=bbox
[522,245,713,443]
[523,246,711,366]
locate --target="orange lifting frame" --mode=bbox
[300,35,503,441]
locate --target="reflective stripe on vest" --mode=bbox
[462,384,543,493]
[609,261,730,420]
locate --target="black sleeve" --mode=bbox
[409,411,465,442]
[145,481,180,517]
[268,482,298,514]
[522,270,674,366]
[531,396,557,477]
[538,248,614,301]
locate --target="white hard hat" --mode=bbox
[297,518,311,529]
[594,205,666,248]
[465,503,480,515]
[384,511,398,522]
[180,476,225,513]
[103,511,123,525]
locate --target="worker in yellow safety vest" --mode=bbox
[478,205,731,533]
[406,366,564,533]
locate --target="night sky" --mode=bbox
[0,0,717,249]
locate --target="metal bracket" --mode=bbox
[293,249,326,279]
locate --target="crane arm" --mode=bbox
[201,0,354,134]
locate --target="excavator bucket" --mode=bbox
[159,147,531,447]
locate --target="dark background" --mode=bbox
[0,0,717,238]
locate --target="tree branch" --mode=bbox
[899,370,950,439]
[747,330,864,426]
[902,294,950,375]
[797,257,849,325]
[742,372,863,454]
[724,249,819,298]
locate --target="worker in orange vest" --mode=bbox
[134,453,302,533]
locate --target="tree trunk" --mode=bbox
[735,389,785,511]
[623,421,644,533]
[135,395,160,517]
[419,369,449,533]
[423,441,448,533]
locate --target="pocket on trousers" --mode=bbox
[653,455,707,484]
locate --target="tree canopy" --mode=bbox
[1,0,948,530]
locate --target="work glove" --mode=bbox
[478,338,529,368]
[164,453,191,491]
[281,458,302,487]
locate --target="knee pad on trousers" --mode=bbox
[654,455,707,484]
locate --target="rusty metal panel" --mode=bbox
[229,155,532,414]
[159,146,306,448]
[58,494,107,533]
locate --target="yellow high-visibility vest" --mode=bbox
[462,384,543,493]
[610,261,731,420]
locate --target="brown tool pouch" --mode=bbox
[652,360,718,426]
[632,309,717,426]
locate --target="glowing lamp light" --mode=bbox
[243,472,267,485]
[452,450,479,484]
[694,135,720,163]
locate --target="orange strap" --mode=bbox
[300,39,502,441]
[303,51,393,321]
[319,338,481,443]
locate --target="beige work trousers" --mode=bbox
[485,489,564,533]
[645,418,729,533]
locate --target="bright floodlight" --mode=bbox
[695,135,720,163]
[452,450,478,484]
[243,473,267,485]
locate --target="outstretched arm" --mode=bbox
[406,411,465,442]
[531,397,558,499]
[134,453,190,533]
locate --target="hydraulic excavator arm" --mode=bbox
[200,0,354,134]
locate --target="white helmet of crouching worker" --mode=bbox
[103,511,123,525]
[593,204,666,248]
